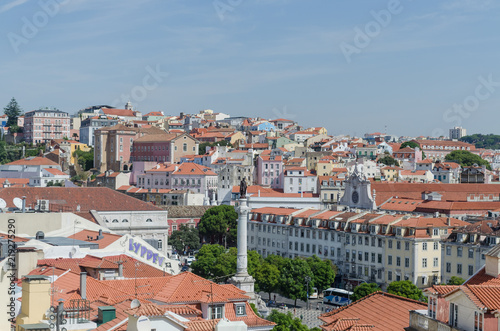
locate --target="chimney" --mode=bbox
[118,262,123,278]
[80,272,87,299]
[98,229,103,240]
[22,196,26,213]
[447,217,450,226]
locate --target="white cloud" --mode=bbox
[0,0,28,14]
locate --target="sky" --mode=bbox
[1,0,499,137]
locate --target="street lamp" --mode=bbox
[345,282,353,304]
[305,276,311,310]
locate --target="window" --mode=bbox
[378,254,382,263]
[388,255,393,265]
[446,246,451,255]
[371,253,375,263]
[450,303,458,327]
[422,242,427,251]
[457,263,462,274]
[446,262,451,273]
[397,241,401,250]
[388,240,393,249]
[469,249,474,259]
[396,257,401,266]
[469,265,474,276]
[210,305,223,319]
[474,311,483,331]
[405,242,410,250]
[434,242,438,250]
[112,219,119,223]
[432,257,438,267]
[428,297,437,319]
[457,247,463,257]
[235,304,246,316]
[388,271,392,281]
[122,219,129,223]
[405,257,410,268]
[422,258,427,268]
[158,239,163,249]
[146,218,153,222]
[433,228,439,236]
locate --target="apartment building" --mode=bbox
[79,115,118,146]
[131,132,199,163]
[256,154,284,188]
[415,140,475,160]
[24,109,70,144]
[247,207,469,289]
[284,167,318,194]
[440,220,500,284]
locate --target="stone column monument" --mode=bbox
[229,179,256,299]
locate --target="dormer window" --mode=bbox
[235,303,246,316]
[396,228,402,236]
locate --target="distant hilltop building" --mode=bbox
[24,108,70,144]
[450,126,466,140]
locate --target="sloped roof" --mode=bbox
[102,108,136,117]
[319,292,426,331]
[5,156,59,166]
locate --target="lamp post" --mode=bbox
[305,276,311,310]
[345,282,353,304]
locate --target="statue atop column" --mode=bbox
[239,178,247,199]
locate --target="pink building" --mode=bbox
[256,154,284,189]
[24,109,70,144]
[131,133,199,163]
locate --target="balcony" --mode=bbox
[408,310,463,331]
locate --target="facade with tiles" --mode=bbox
[247,207,469,290]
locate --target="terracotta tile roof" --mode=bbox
[134,133,177,143]
[153,272,249,304]
[319,292,426,331]
[102,108,136,117]
[5,156,59,166]
[380,198,423,212]
[102,277,171,300]
[232,185,318,198]
[0,187,162,212]
[172,163,217,176]
[424,285,458,296]
[465,267,500,286]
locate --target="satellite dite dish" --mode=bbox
[130,299,140,309]
[69,247,77,258]
[0,198,6,209]
[136,316,151,331]
[13,197,23,210]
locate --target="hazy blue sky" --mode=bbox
[1,0,499,137]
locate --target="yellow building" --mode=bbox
[381,166,401,182]
[52,139,91,165]
[16,275,51,331]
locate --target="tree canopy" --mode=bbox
[305,255,336,294]
[350,283,381,301]
[267,310,321,331]
[190,244,262,281]
[400,141,426,158]
[444,150,491,169]
[198,205,238,246]
[255,262,280,300]
[73,148,94,171]
[387,280,426,302]
[378,155,398,166]
[4,98,22,127]
[279,257,314,307]
[447,276,465,285]
[199,140,232,155]
[169,224,201,254]
[460,134,500,149]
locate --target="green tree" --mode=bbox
[168,224,201,253]
[460,134,500,150]
[378,155,398,166]
[0,141,8,164]
[198,205,238,246]
[73,148,94,171]
[280,257,314,307]
[387,280,427,302]
[199,140,232,155]
[350,283,381,301]
[255,262,280,300]
[191,244,262,281]
[445,150,491,169]
[306,255,336,294]
[268,310,310,331]
[265,254,286,270]
[4,98,22,127]
[447,276,465,285]
[400,141,426,159]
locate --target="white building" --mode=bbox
[449,126,466,140]
[284,167,318,194]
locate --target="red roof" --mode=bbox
[319,292,426,331]
[102,108,136,117]
[6,156,59,166]
[44,168,68,176]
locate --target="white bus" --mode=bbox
[309,287,318,299]
[323,288,353,306]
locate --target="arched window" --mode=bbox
[112,219,119,223]
[158,239,163,249]
[122,219,129,223]
[146,218,153,222]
